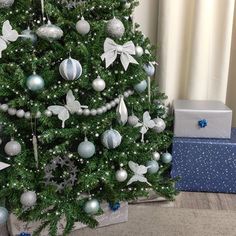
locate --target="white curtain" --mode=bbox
[157,0,236,122]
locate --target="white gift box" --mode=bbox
[7,202,128,236]
[174,100,232,139]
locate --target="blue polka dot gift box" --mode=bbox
[171,129,236,193]
[174,100,232,139]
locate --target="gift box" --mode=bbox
[171,128,236,193]
[174,100,232,138]
[8,202,128,236]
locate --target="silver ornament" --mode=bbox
[153,118,166,133]
[92,76,106,92]
[27,73,45,91]
[0,207,8,225]
[16,109,25,118]
[59,57,82,80]
[110,101,116,107]
[124,91,129,98]
[162,153,172,164]
[101,129,122,149]
[106,103,112,110]
[83,109,90,116]
[128,115,139,127]
[77,137,95,158]
[0,104,8,112]
[101,106,107,113]
[76,109,83,115]
[21,28,37,44]
[0,0,14,8]
[123,2,131,9]
[90,109,97,116]
[4,140,21,156]
[97,108,103,115]
[134,80,147,93]
[35,111,41,119]
[36,20,63,41]
[20,191,37,207]
[8,108,16,116]
[106,17,125,39]
[44,110,53,117]
[152,152,160,161]
[24,112,31,119]
[76,16,90,35]
[146,160,159,174]
[84,199,100,215]
[116,96,128,125]
[143,63,155,77]
[114,98,120,104]
[135,46,144,57]
[115,169,128,182]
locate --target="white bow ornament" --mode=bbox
[101,38,139,71]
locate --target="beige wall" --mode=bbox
[133,0,159,45]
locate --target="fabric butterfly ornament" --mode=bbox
[135,111,156,142]
[127,161,151,186]
[48,90,88,128]
[0,20,19,58]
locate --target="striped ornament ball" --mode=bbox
[101,129,122,149]
[59,57,83,80]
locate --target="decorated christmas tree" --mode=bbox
[0,0,177,235]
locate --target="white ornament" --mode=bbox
[101,38,139,71]
[0,161,10,171]
[135,111,156,142]
[20,191,37,207]
[128,115,139,126]
[101,129,122,149]
[48,90,88,128]
[115,169,128,182]
[4,140,21,156]
[135,46,144,57]
[76,16,90,35]
[127,161,151,186]
[16,109,25,118]
[116,96,128,125]
[0,20,19,58]
[106,17,125,39]
[152,152,160,161]
[0,0,14,8]
[92,76,106,92]
[59,57,83,80]
[153,118,166,133]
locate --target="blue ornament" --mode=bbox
[101,129,122,149]
[134,80,147,93]
[26,73,45,91]
[59,57,82,80]
[109,202,121,212]
[0,207,8,225]
[198,119,208,128]
[162,152,172,164]
[21,28,37,44]
[18,233,31,236]
[77,138,95,159]
[146,160,159,174]
[143,63,155,77]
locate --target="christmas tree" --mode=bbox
[0,0,177,235]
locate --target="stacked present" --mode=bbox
[171,100,236,193]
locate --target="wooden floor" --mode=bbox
[158,192,236,211]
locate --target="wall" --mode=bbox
[133,0,159,45]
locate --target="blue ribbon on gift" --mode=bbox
[109,202,121,212]
[18,232,31,236]
[198,119,208,128]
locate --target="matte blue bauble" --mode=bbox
[143,63,155,77]
[0,207,8,225]
[134,80,147,93]
[26,73,45,91]
[77,138,95,158]
[162,152,172,164]
[146,160,159,174]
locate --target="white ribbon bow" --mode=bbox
[101,38,139,71]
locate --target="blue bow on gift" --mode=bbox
[18,232,31,236]
[198,119,208,128]
[109,202,121,212]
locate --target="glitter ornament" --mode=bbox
[115,169,128,182]
[128,115,139,127]
[4,140,21,156]
[0,0,14,8]
[20,191,37,207]
[84,199,100,215]
[134,80,147,93]
[153,118,166,133]
[106,17,125,39]
[26,73,45,91]
[77,137,95,159]
[101,129,122,149]
[59,57,82,80]
[36,20,63,42]
[76,16,90,35]
[152,152,160,161]
[146,160,159,174]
